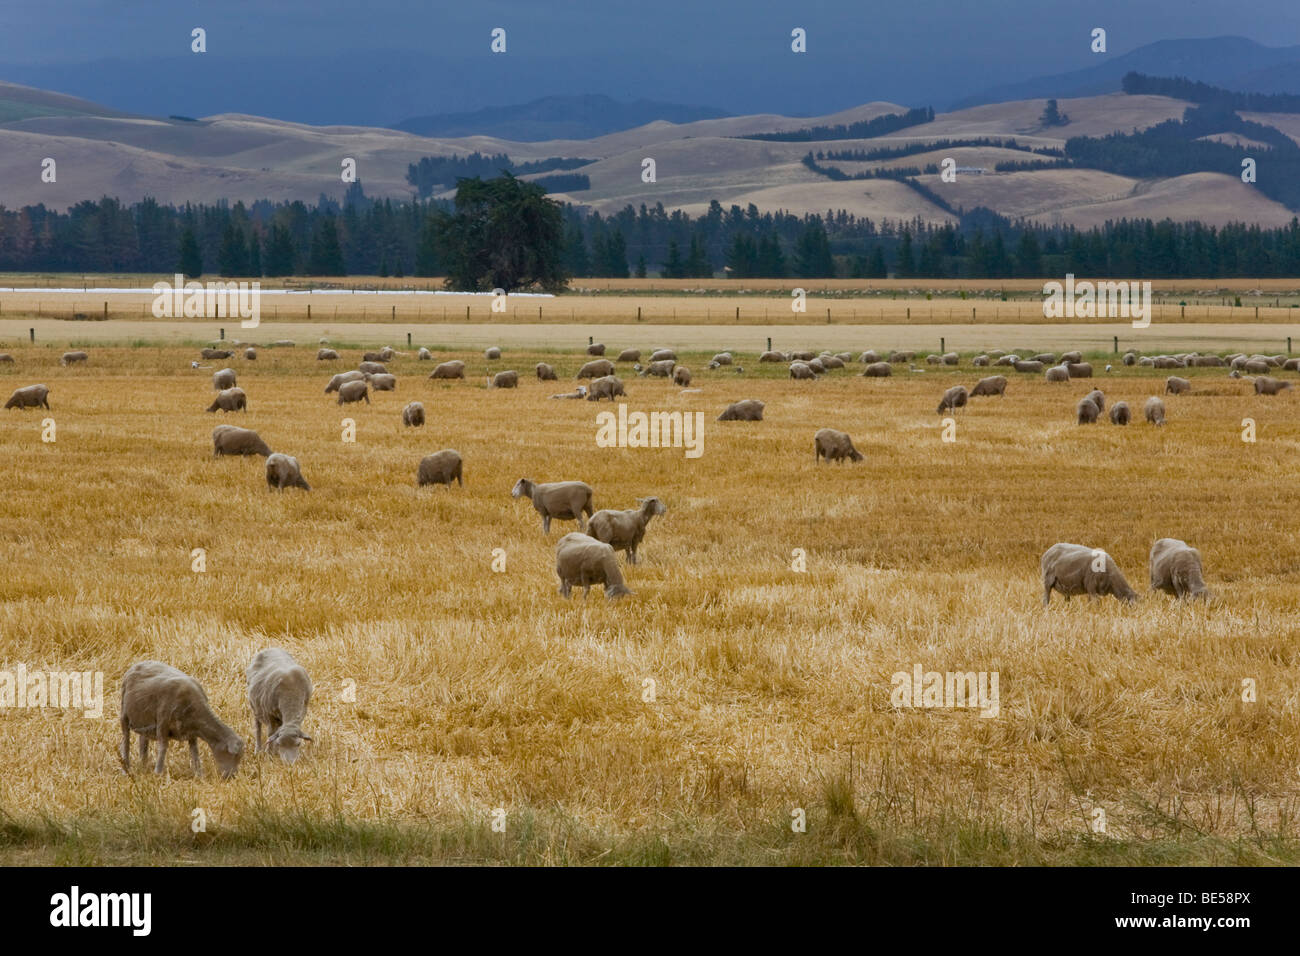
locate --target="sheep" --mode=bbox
[512,478,594,533]
[1085,389,1105,413]
[808,358,827,374]
[366,372,397,391]
[1245,359,1274,374]
[586,375,625,401]
[550,386,588,400]
[814,428,863,463]
[1076,396,1100,424]
[717,399,764,421]
[889,350,912,364]
[1144,396,1166,425]
[485,347,502,360]
[790,350,816,362]
[1284,358,1300,372]
[1032,353,1056,365]
[942,352,959,366]
[1122,351,1137,366]
[790,361,815,380]
[1040,543,1138,606]
[317,348,340,361]
[201,348,233,360]
[417,450,463,487]
[535,362,558,381]
[1065,362,1093,378]
[970,375,1007,397]
[1255,376,1292,396]
[972,354,990,367]
[578,358,616,379]
[490,370,518,389]
[1138,356,1156,367]
[617,349,641,362]
[0,353,13,363]
[119,661,244,778]
[858,350,880,364]
[1166,376,1192,395]
[925,353,943,365]
[640,359,675,378]
[358,361,387,375]
[245,648,314,764]
[325,370,366,393]
[994,355,1019,367]
[588,497,667,563]
[862,362,892,377]
[1045,365,1070,382]
[206,387,247,413]
[212,425,271,457]
[1154,356,1183,369]
[60,350,88,366]
[337,380,370,405]
[4,384,49,410]
[265,453,309,491]
[820,355,845,370]
[555,532,632,599]
[760,350,788,363]
[711,352,733,366]
[835,352,853,363]
[1013,360,1045,373]
[362,350,386,363]
[1194,355,1226,367]
[1149,538,1210,601]
[1109,401,1131,425]
[583,342,606,357]
[430,360,466,379]
[1060,351,1083,364]
[212,368,236,391]
[650,349,677,362]
[937,385,968,415]
[673,366,692,386]
[244,347,257,360]
[1230,356,1249,371]
[378,346,396,362]
[417,347,432,361]
[402,401,425,427]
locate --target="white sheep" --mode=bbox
[119,661,244,778]
[246,648,313,763]
[588,497,667,564]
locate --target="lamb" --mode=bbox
[1144,396,1166,425]
[430,360,466,379]
[1148,538,1210,601]
[212,368,236,390]
[640,359,675,378]
[554,532,632,599]
[617,349,641,362]
[1066,362,1093,378]
[717,399,764,421]
[245,648,313,763]
[325,370,366,393]
[119,661,244,778]
[4,384,50,410]
[790,361,815,380]
[358,361,387,375]
[1013,360,1045,373]
[512,478,595,533]
[337,380,370,405]
[201,348,233,359]
[244,347,257,360]
[1076,396,1100,424]
[402,401,425,427]
[588,496,667,563]
[317,348,340,361]
[814,428,863,463]
[759,350,788,363]
[212,425,272,457]
[650,349,677,362]
[1040,543,1139,606]
[265,453,309,491]
[711,352,733,366]
[366,372,398,391]
[673,366,692,386]
[578,358,616,379]
[970,375,1007,397]
[862,362,892,377]
[417,348,432,361]
[205,387,247,413]
[485,347,502,360]
[60,350,88,366]
[586,375,625,401]
[1166,376,1192,395]
[587,342,606,356]
[1084,389,1105,414]
[1109,401,1131,425]
[1045,365,1070,383]
[1255,376,1292,396]
[491,370,519,389]
[937,385,968,414]
[417,450,463,487]
[535,362,558,381]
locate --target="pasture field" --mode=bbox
[2,336,1300,865]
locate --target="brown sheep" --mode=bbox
[673,366,692,386]
[1066,362,1093,378]
[402,401,425,427]
[937,386,968,415]
[1149,538,1210,601]
[1076,396,1100,424]
[717,399,764,421]
[4,383,49,410]
[119,661,244,778]
[265,453,309,491]
[1144,396,1166,425]
[201,348,233,359]
[430,360,466,379]
[212,425,271,457]
[1109,401,1131,425]
[1165,376,1192,395]
[245,648,313,763]
[325,370,366,393]
[317,348,340,360]
[587,343,606,356]
[814,428,863,463]
[366,372,397,391]
[588,497,667,564]
[337,380,370,405]
[417,450,463,487]
[970,375,1007,397]
[586,375,625,401]
[578,358,616,379]
[535,362,558,381]
[862,362,892,377]
[206,387,247,413]
[512,478,594,533]
[790,361,816,380]
[617,349,641,362]
[1040,543,1139,606]
[60,351,88,366]
[212,368,236,390]
[1255,376,1292,396]
[555,532,632,599]
[358,361,387,375]
[1045,365,1070,382]
[491,370,519,389]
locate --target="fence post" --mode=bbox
[29,328,35,342]
[766,336,772,351]
[637,306,642,321]
[1113,335,1118,353]
[103,302,108,320]
[219,328,225,340]
[940,337,945,353]
[307,304,311,319]
[407,332,412,347]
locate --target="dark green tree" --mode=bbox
[217,222,249,277]
[177,226,202,278]
[662,239,684,278]
[308,215,346,275]
[415,215,440,277]
[248,232,262,276]
[635,254,647,278]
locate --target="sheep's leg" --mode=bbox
[255,719,264,753]
[1042,576,1054,607]
[154,737,169,775]
[138,734,149,764]
[626,547,636,565]
[189,740,202,777]
[119,717,131,773]
[542,515,551,534]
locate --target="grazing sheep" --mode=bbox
[888,350,912,364]
[760,350,787,363]
[246,648,313,763]
[937,386,969,415]
[490,370,518,389]
[362,350,385,363]
[925,353,943,365]
[650,349,677,362]
[402,401,425,427]
[673,366,692,386]
[0,353,13,363]
[367,372,397,391]
[265,453,309,491]
[325,370,366,393]
[1194,355,1226,367]
[717,399,764,421]
[578,358,616,379]
[617,349,641,362]
[1109,401,1131,425]
[550,386,588,400]
[337,380,370,405]
[994,355,1019,367]
[1076,396,1100,424]
[201,348,233,360]
[1284,358,1300,372]
[1013,360,1045,373]
[358,361,387,375]
[4,384,49,410]
[790,350,816,362]
[212,425,271,457]
[1122,351,1137,366]
[855,350,878,364]
[317,348,340,360]
[1144,396,1166,425]
[212,368,236,390]
[814,428,863,463]
[512,478,594,533]
[1060,351,1083,364]
[1165,376,1192,395]
[430,360,466,379]
[1045,365,1070,382]
[1255,376,1292,396]
[1153,356,1183,369]
[970,375,1007,397]
[710,352,733,366]
[417,449,463,487]
[1245,359,1273,374]
[206,387,247,413]
[555,532,632,599]
[972,354,990,367]
[535,362,558,381]
[862,362,892,377]
[417,347,432,360]
[586,375,625,401]
[119,661,244,778]
[244,347,257,360]
[790,361,815,380]
[820,355,845,370]
[1085,389,1105,413]
[1139,356,1156,367]
[1065,362,1093,378]
[834,352,852,363]
[60,350,88,366]
[1149,538,1210,601]
[485,347,502,360]
[1032,353,1056,365]
[808,358,827,374]
[640,359,675,378]
[942,352,959,365]
[588,497,667,564]
[587,343,606,356]
[1040,543,1138,606]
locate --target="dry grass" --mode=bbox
[1,339,1299,865]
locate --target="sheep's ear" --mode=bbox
[300,734,313,743]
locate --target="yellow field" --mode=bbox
[2,336,1300,865]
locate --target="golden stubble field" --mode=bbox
[2,338,1300,865]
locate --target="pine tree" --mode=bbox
[308,215,346,275]
[263,224,296,277]
[635,255,647,278]
[663,240,684,278]
[248,232,262,276]
[177,227,202,278]
[867,246,887,278]
[217,222,249,277]
[895,230,914,278]
[415,216,440,277]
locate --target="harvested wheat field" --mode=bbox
[1,338,1299,865]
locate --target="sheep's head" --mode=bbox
[511,479,532,498]
[214,735,244,779]
[267,727,312,764]
[638,497,667,517]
